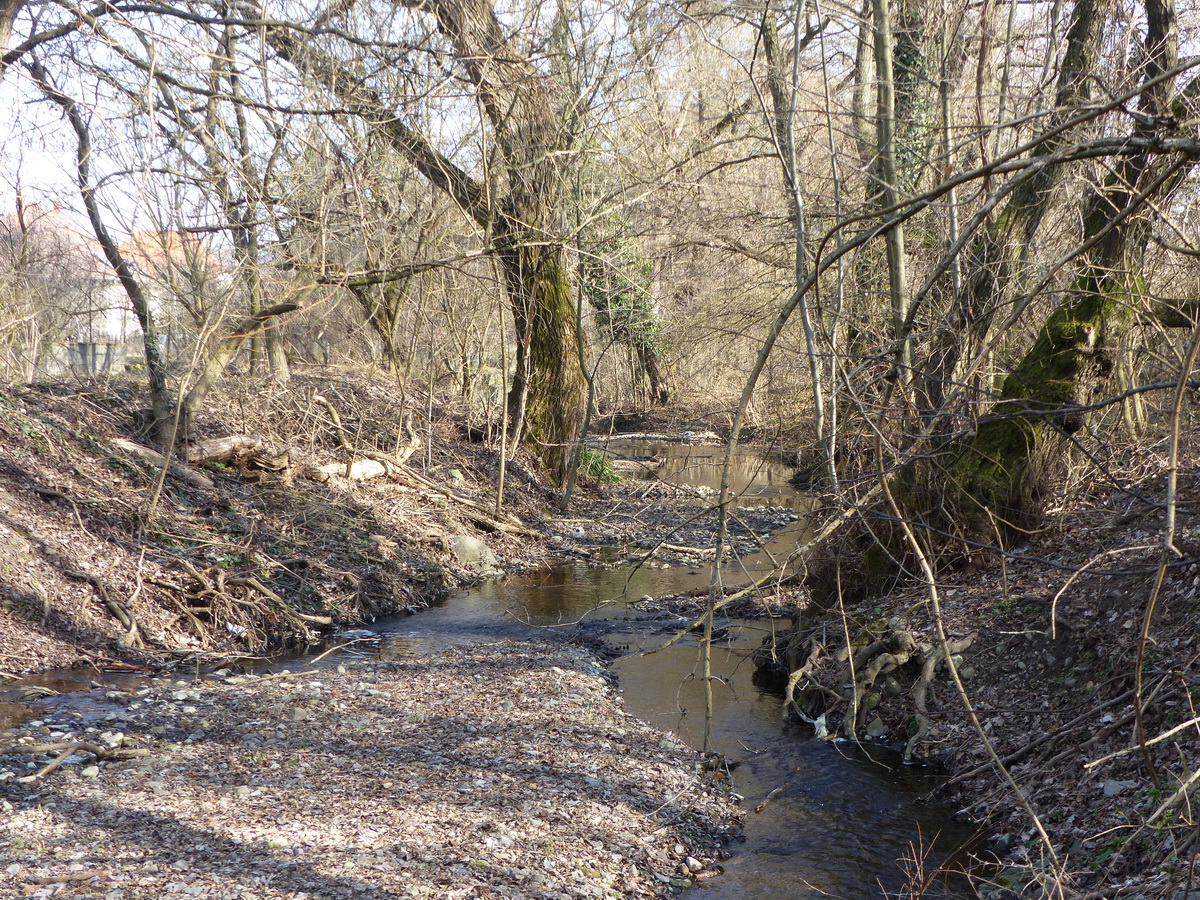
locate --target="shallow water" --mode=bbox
[333,438,981,898]
[5,438,981,897]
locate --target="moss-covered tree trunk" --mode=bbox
[502,242,587,481]
[947,0,1190,536]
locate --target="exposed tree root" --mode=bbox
[905,635,975,760]
[173,559,328,650]
[760,619,975,754]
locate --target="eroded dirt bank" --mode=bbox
[0,375,561,675]
[0,642,740,899]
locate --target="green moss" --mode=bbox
[950,271,1139,533]
[510,249,588,485]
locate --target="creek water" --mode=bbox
[309,440,980,898]
[2,439,981,898]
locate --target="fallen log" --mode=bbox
[185,434,266,464]
[111,438,215,491]
[315,459,388,480]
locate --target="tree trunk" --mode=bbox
[0,0,24,79]
[182,303,301,430]
[946,0,1191,537]
[761,2,829,475]
[637,344,670,406]
[502,244,587,481]
[260,0,587,485]
[872,0,912,380]
[925,0,1115,408]
[28,60,173,435]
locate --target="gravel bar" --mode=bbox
[0,642,742,900]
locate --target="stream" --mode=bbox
[2,439,982,899]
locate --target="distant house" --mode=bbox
[0,200,132,375]
[0,200,221,377]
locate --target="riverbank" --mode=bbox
[7,373,1199,897]
[0,641,741,899]
[0,375,561,676]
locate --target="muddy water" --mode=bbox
[2,439,980,897]
[343,439,980,898]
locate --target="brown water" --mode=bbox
[3,439,981,898]
[324,439,982,898]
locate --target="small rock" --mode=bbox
[866,717,887,738]
[1103,778,1137,797]
[685,857,704,873]
[449,534,501,575]
[80,765,100,779]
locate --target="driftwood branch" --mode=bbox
[5,740,151,782]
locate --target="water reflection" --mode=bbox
[368,441,979,898]
[10,440,979,898]
[612,626,978,899]
[599,440,804,509]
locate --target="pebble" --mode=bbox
[81,765,100,778]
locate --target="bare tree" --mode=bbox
[26,58,173,433]
[257,0,588,483]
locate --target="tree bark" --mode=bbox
[761,1,829,476]
[946,0,1193,537]
[259,0,587,484]
[872,0,912,381]
[0,0,21,61]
